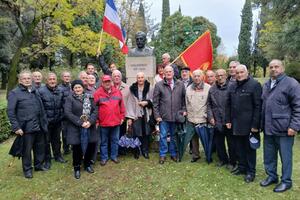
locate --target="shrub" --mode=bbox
[0,107,12,142]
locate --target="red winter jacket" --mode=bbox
[94,86,125,127]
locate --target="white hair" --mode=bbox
[136,72,145,78]
[164,65,174,72]
[78,71,87,79]
[236,64,248,72]
[162,53,171,59]
[18,70,32,80]
[192,69,204,76]
[229,61,240,66]
[112,70,122,78]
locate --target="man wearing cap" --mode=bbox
[260,59,300,192]
[225,64,262,183]
[153,65,186,164]
[94,75,125,166]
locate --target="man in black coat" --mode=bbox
[39,73,66,169]
[58,71,72,154]
[7,71,48,179]
[207,69,237,168]
[260,59,300,192]
[225,65,262,183]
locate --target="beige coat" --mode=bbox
[186,82,211,124]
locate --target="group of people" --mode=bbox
[7,55,300,193]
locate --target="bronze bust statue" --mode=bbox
[128,31,154,57]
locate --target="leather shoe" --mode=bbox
[232,169,246,176]
[244,174,255,183]
[24,170,33,179]
[171,156,178,162]
[74,170,80,179]
[159,157,165,164]
[142,152,150,159]
[111,159,120,164]
[85,166,94,173]
[100,160,107,166]
[55,156,67,163]
[44,161,51,170]
[35,167,49,172]
[273,182,292,193]
[191,157,200,163]
[260,177,278,187]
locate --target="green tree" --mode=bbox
[137,2,147,33]
[154,12,221,66]
[2,0,105,94]
[238,0,253,68]
[162,0,170,25]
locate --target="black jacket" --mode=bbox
[7,84,48,134]
[64,94,98,145]
[58,83,71,105]
[207,81,229,132]
[225,77,262,135]
[39,85,64,124]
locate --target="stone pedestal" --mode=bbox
[125,56,156,86]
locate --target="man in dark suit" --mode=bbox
[7,71,48,179]
[225,65,262,183]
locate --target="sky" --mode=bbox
[146,0,251,56]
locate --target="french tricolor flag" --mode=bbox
[102,0,128,54]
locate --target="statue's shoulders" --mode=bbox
[128,46,154,57]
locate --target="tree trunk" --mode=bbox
[7,16,42,96]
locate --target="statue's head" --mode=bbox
[135,31,146,49]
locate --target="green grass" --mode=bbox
[1,137,300,200]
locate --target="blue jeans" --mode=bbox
[159,121,177,157]
[263,134,294,185]
[100,126,120,161]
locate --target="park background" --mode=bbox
[0,0,300,199]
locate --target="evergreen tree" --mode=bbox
[137,2,147,33]
[178,5,181,14]
[238,0,253,68]
[162,0,170,25]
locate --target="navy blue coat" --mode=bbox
[225,77,262,135]
[7,85,48,134]
[38,85,64,124]
[262,74,300,136]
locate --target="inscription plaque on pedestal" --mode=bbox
[125,56,156,86]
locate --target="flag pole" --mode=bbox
[96,28,104,56]
[170,30,210,65]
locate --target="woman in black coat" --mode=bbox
[64,80,98,179]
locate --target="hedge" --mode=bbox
[0,107,12,143]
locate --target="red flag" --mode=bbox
[179,30,213,71]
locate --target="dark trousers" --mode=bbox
[215,128,237,165]
[264,134,294,185]
[236,135,256,176]
[138,135,150,153]
[72,142,96,170]
[61,121,70,152]
[22,132,45,172]
[45,123,62,162]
